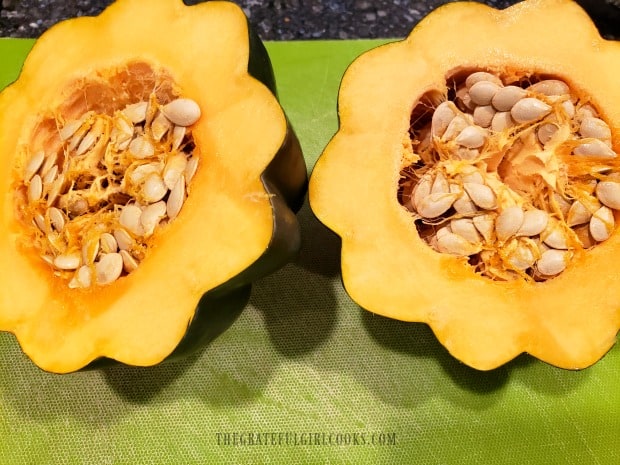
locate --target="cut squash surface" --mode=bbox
[310,0,620,370]
[0,0,307,373]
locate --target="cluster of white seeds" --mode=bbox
[400,71,619,281]
[20,94,201,288]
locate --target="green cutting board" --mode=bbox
[0,38,618,465]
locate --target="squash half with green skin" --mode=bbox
[0,0,307,373]
[309,0,620,370]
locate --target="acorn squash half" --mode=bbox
[0,0,307,373]
[309,0,620,370]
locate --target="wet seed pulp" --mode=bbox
[17,75,201,288]
[399,71,620,281]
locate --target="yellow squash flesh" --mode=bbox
[310,0,620,370]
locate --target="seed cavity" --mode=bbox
[399,71,619,282]
[16,72,201,289]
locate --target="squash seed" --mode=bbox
[573,139,616,158]
[162,98,201,127]
[431,101,457,138]
[95,253,123,285]
[527,79,569,97]
[579,117,611,141]
[490,111,514,132]
[28,174,43,203]
[163,154,188,190]
[99,232,118,254]
[54,253,81,270]
[140,201,167,236]
[111,113,134,147]
[415,192,459,219]
[590,206,614,242]
[536,249,569,276]
[463,182,496,210]
[453,193,478,216]
[448,183,475,215]
[566,200,594,227]
[68,197,89,216]
[120,249,139,273]
[537,123,558,145]
[42,164,58,186]
[184,156,199,184]
[75,118,103,156]
[32,213,47,233]
[473,213,495,242]
[510,98,552,123]
[129,135,155,159]
[67,120,93,152]
[119,204,144,236]
[491,85,526,112]
[435,225,452,240]
[472,105,495,128]
[76,266,93,288]
[442,115,469,141]
[551,193,571,218]
[455,87,474,111]
[46,174,64,207]
[59,112,93,141]
[516,209,548,237]
[171,125,186,151]
[48,207,65,231]
[24,151,45,181]
[430,172,449,194]
[560,100,576,119]
[455,125,487,148]
[459,167,484,184]
[167,175,186,220]
[468,80,500,106]
[596,181,620,209]
[542,221,570,249]
[450,218,481,243]
[506,238,537,270]
[437,232,482,256]
[150,111,172,141]
[40,151,58,179]
[122,101,148,124]
[142,173,168,203]
[129,162,162,185]
[81,239,100,264]
[465,71,502,89]
[412,174,433,210]
[495,206,524,242]
[113,229,133,251]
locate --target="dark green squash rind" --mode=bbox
[247,20,308,212]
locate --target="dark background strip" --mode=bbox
[1,0,618,40]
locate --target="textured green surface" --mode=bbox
[1,37,619,465]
